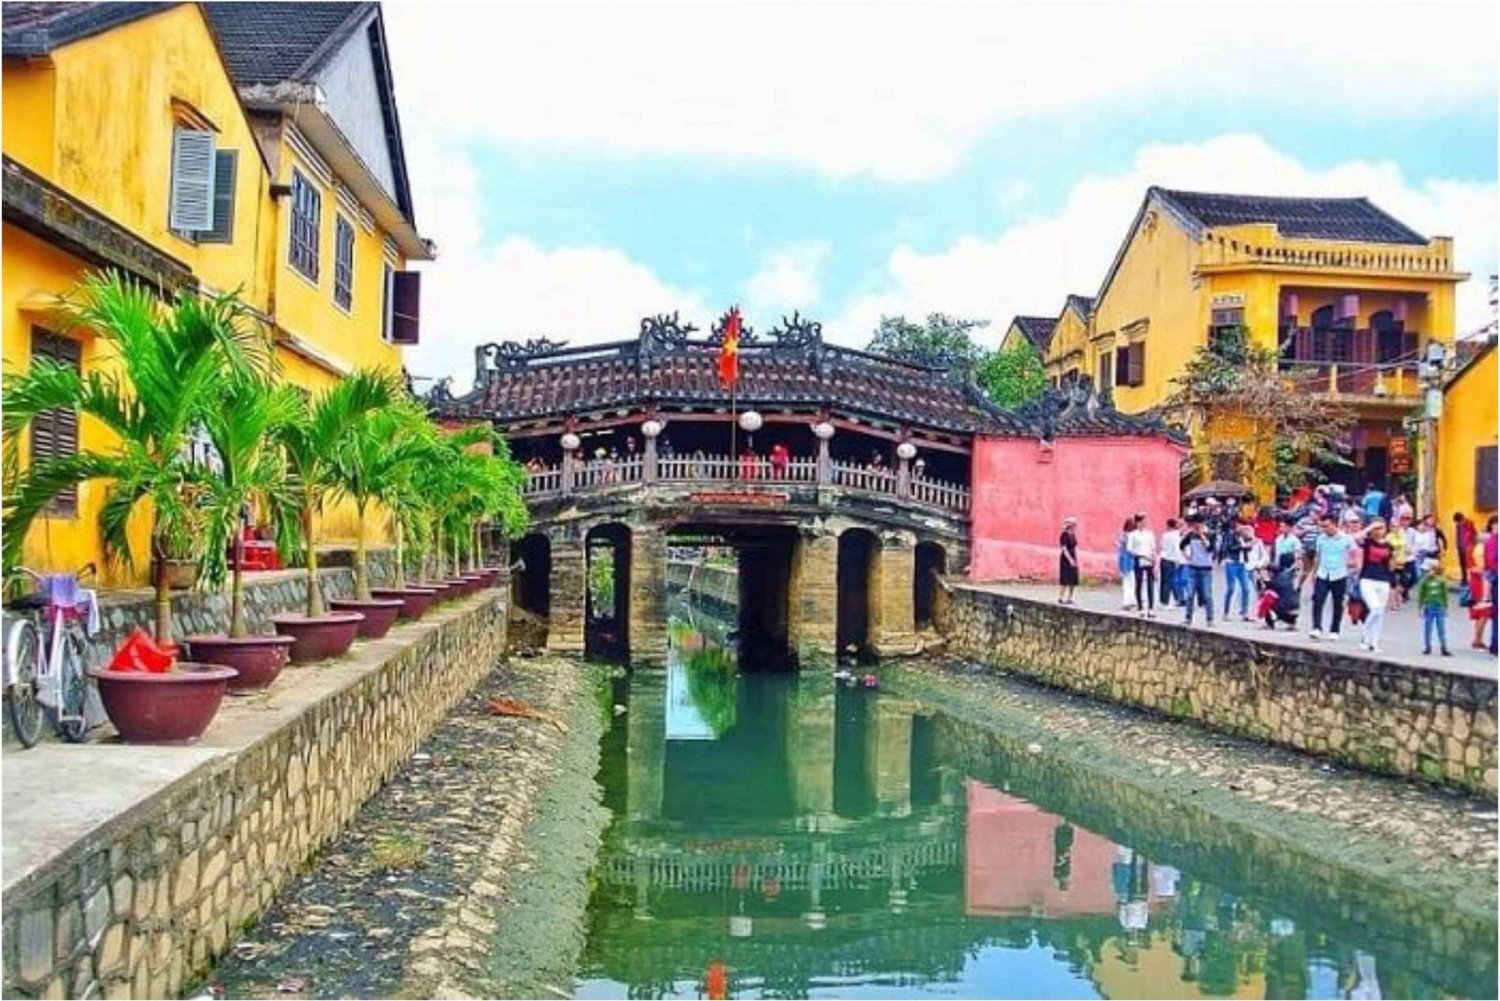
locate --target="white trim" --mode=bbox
[285,124,333,187]
[274,324,352,377]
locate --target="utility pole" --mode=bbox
[1417,341,1449,517]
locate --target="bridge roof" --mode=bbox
[430,313,1177,440]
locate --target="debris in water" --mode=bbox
[1026,742,1042,754]
[612,704,627,716]
[276,975,309,994]
[488,696,568,732]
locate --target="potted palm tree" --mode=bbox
[182,369,299,691]
[270,370,396,663]
[2,273,251,742]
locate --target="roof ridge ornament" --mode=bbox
[766,311,823,351]
[640,312,698,354]
[709,310,757,345]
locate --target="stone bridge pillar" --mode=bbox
[872,532,920,656]
[629,524,669,667]
[546,528,586,655]
[790,529,838,660]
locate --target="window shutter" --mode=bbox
[1477,445,1498,512]
[29,330,82,516]
[1115,347,1129,386]
[390,271,421,344]
[1128,342,1145,386]
[199,150,237,244]
[169,128,216,232]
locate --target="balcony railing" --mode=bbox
[1198,238,1456,275]
[521,452,970,514]
[1279,359,1421,400]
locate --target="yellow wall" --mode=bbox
[1438,345,1498,573]
[1044,304,1093,383]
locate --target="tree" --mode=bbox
[2,273,268,643]
[866,313,988,370]
[1166,328,1354,499]
[975,339,1047,407]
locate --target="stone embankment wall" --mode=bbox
[938,587,1498,796]
[665,560,737,615]
[1,593,509,1000]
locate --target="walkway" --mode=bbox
[973,578,1497,680]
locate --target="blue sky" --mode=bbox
[384,2,1500,384]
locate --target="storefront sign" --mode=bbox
[690,491,789,507]
[1389,435,1412,474]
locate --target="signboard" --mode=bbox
[1211,293,1246,308]
[1388,435,1412,474]
[690,491,789,507]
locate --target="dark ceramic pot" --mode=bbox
[441,578,470,599]
[183,634,296,692]
[89,663,238,744]
[270,612,365,664]
[328,598,403,639]
[459,573,485,595]
[371,587,438,620]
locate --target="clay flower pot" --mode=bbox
[371,587,438,620]
[271,612,365,664]
[89,663,238,744]
[459,573,485,595]
[183,634,296,693]
[328,598,403,639]
[440,579,469,600]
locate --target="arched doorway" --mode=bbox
[913,541,947,630]
[510,533,551,617]
[585,523,631,661]
[836,529,878,656]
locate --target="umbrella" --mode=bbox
[1184,479,1252,500]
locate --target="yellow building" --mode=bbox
[1031,187,1467,499]
[1437,337,1497,571]
[2,1,431,583]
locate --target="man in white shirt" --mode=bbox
[1126,514,1159,618]
[1158,518,1184,608]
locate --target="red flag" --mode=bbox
[719,307,741,389]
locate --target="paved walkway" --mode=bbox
[973,576,1497,680]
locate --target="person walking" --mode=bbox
[1058,516,1080,604]
[1117,517,1138,610]
[1127,514,1158,618]
[1181,517,1215,627]
[1159,518,1184,608]
[1416,559,1452,656]
[769,442,791,479]
[1221,523,1254,621]
[1485,516,1499,656]
[1305,514,1354,641]
[1355,520,1396,654]
[1273,516,1301,573]
[1454,512,1477,577]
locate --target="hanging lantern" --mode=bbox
[641,419,664,439]
[559,432,582,451]
[738,410,763,433]
[896,442,918,461]
[811,421,835,440]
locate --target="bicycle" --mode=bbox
[2,564,96,746]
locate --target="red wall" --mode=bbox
[969,434,1183,582]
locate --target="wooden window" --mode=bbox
[169,128,216,232]
[1097,351,1114,392]
[333,216,355,311]
[1125,342,1145,387]
[381,264,395,341]
[1478,445,1498,513]
[289,170,321,281]
[1212,451,1243,482]
[389,271,422,345]
[29,329,81,516]
[198,150,237,244]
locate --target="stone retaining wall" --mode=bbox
[0,593,509,1000]
[665,561,737,615]
[938,586,1498,796]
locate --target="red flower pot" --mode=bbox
[328,598,403,639]
[271,612,365,664]
[89,663,238,744]
[442,578,470,599]
[459,573,485,595]
[371,587,438,620]
[183,634,296,692]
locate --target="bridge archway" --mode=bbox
[913,541,947,630]
[511,533,552,617]
[586,522,632,661]
[837,528,879,656]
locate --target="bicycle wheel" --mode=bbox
[53,629,89,744]
[5,618,45,748]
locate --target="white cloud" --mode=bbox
[383,2,1494,183]
[826,135,1499,347]
[745,242,831,313]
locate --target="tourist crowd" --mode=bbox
[1059,486,1498,658]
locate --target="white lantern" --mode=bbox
[811,421,835,440]
[896,442,917,461]
[559,432,581,452]
[738,410,763,433]
[640,419,664,439]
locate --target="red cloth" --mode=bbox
[718,307,741,388]
[108,628,176,673]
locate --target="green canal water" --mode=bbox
[572,622,1497,1001]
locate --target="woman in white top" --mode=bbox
[1126,515,1159,618]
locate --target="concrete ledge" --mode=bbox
[0,591,508,1000]
[939,585,1498,797]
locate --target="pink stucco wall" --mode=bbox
[969,434,1184,582]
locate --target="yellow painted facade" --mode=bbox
[1437,342,1498,572]
[2,3,422,583]
[1036,188,1468,499]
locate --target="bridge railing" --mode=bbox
[520,453,969,513]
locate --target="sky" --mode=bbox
[383,1,1500,388]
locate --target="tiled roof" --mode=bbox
[1013,388,1187,442]
[1008,316,1057,354]
[1152,187,1428,246]
[2,2,173,55]
[202,2,368,84]
[1064,294,1095,319]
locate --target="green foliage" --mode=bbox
[974,339,1047,407]
[587,543,616,615]
[683,644,738,735]
[866,313,989,370]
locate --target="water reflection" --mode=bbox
[575,623,1497,1000]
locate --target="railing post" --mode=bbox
[643,436,658,484]
[816,437,831,485]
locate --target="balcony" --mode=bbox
[1198,237,1460,278]
[1277,326,1424,403]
